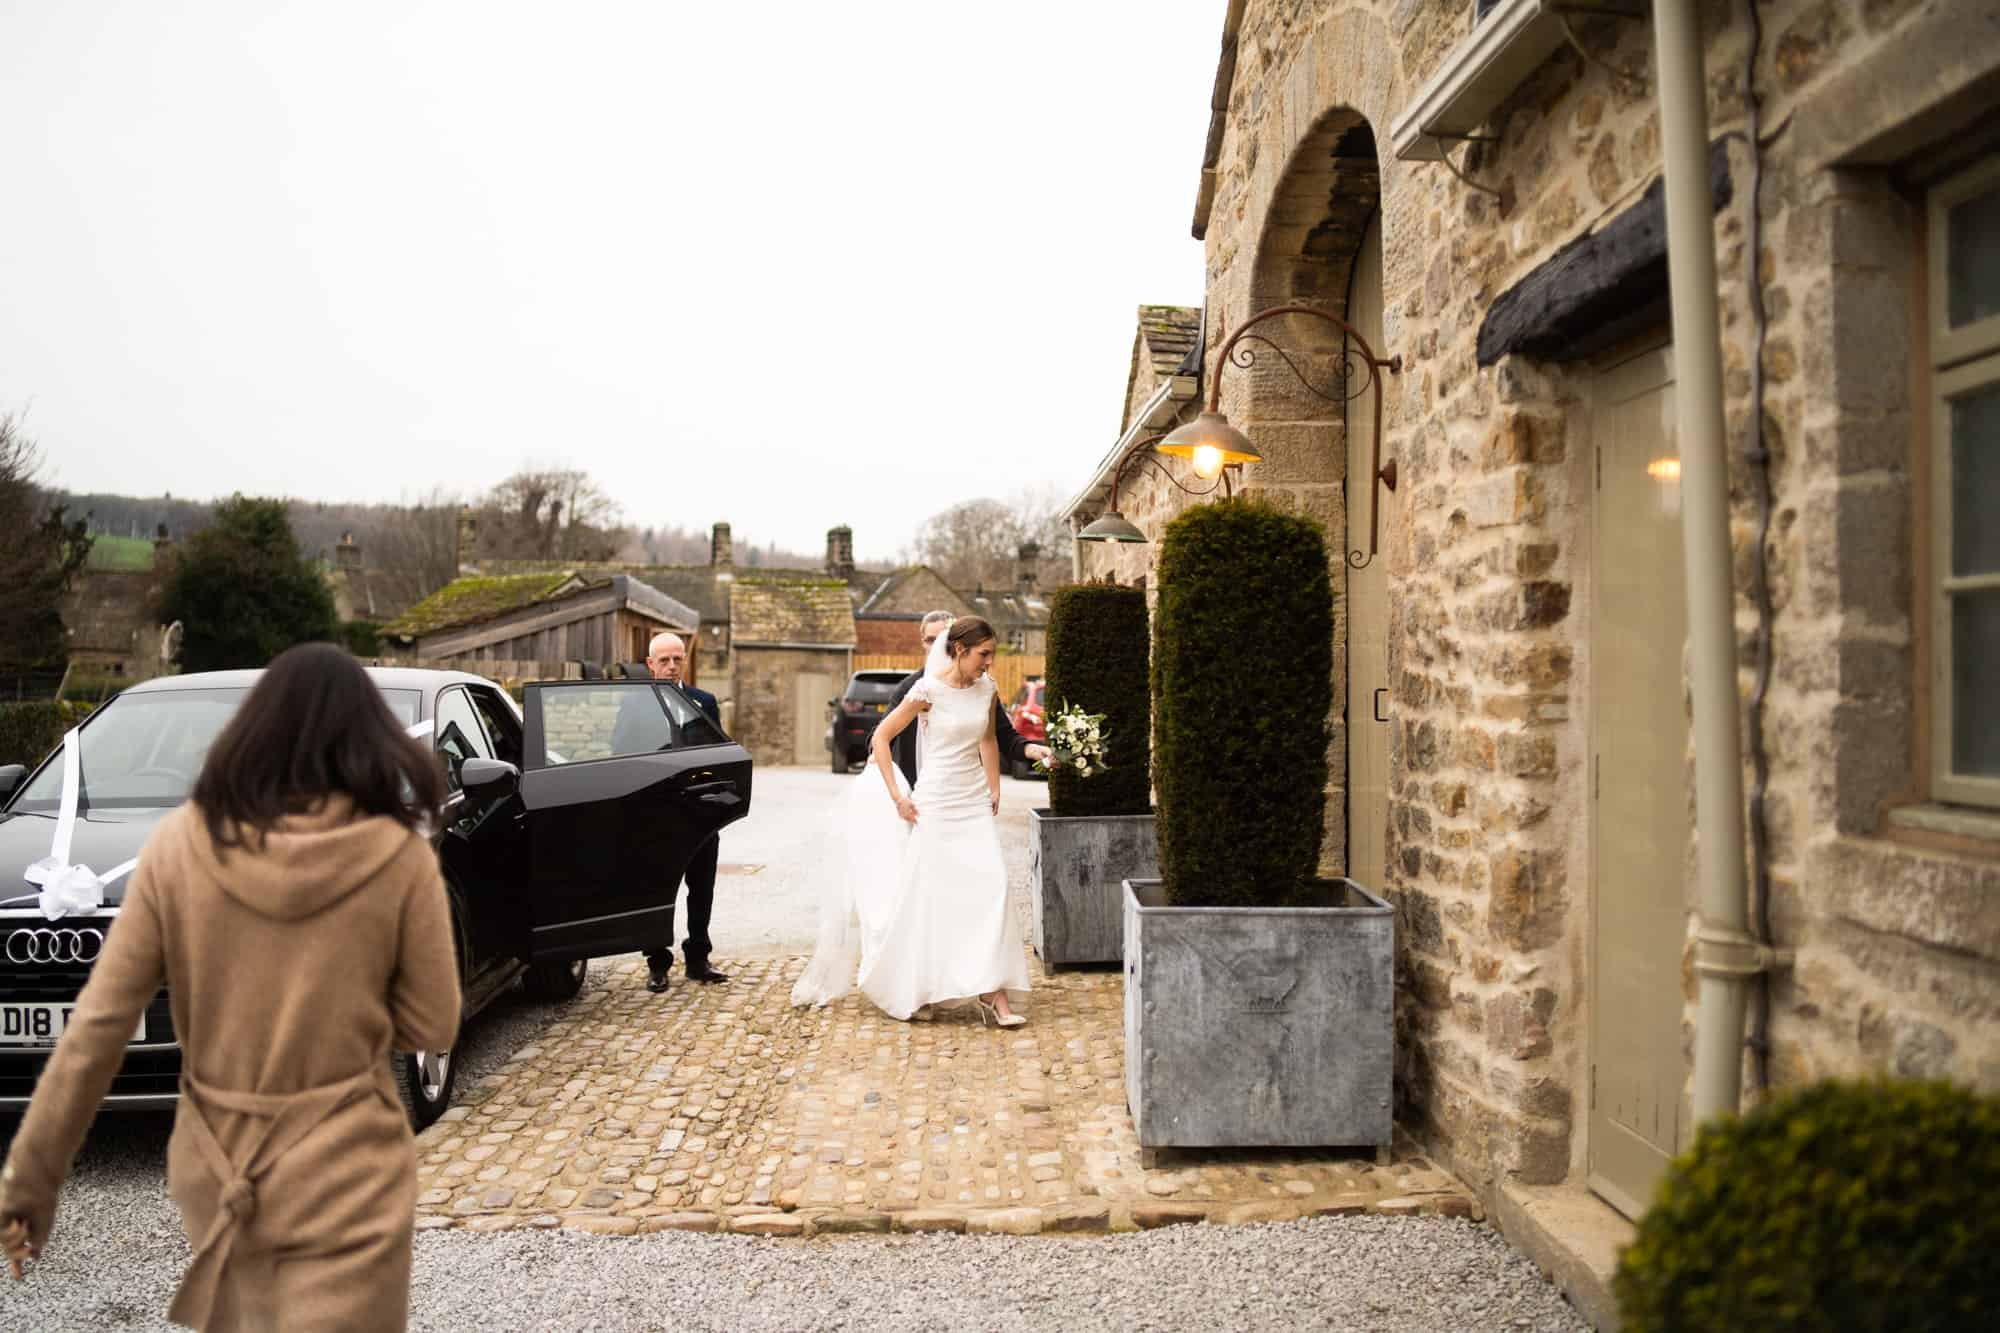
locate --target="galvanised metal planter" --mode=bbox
[1122,877,1394,1160]
[1027,808,1158,966]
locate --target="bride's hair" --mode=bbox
[943,616,996,658]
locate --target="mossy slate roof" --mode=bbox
[1138,305,1201,380]
[729,580,857,647]
[384,572,580,637]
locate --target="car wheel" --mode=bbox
[400,1045,458,1131]
[1011,758,1033,781]
[831,745,849,774]
[522,957,588,1002]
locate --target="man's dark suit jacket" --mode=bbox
[885,669,1033,787]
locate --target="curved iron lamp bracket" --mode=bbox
[1208,304,1402,570]
[1098,433,1233,522]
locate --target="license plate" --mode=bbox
[0,1004,146,1047]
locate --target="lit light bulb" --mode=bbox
[1646,457,1682,481]
[1192,444,1225,479]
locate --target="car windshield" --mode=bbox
[9,685,424,812]
[846,673,904,703]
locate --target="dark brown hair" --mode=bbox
[945,616,996,657]
[191,642,446,852]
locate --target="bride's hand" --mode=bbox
[989,787,1000,815]
[895,796,919,825]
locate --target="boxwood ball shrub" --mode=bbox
[1152,497,1332,908]
[1614,1078,2000,1332]
[1045,580,1150,818]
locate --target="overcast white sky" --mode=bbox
[0,2,1218,563]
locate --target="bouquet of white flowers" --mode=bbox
[1038,702,1110,777]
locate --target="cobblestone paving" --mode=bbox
[413,953,1477,1238]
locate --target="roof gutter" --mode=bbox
[1193,0,1248,240]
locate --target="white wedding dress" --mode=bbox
[790,658,1030,1020]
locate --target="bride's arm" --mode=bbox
[980,698,1001,814]
[871,694,928,818]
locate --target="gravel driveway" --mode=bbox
[0,770,1592,1330]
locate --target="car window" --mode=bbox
[433,687,491,791]
[379,688,421,728]
[538,683,674,765]
[467,685,523,768]
[658,684,727,746]
[844,675,902,704]
[12,688,250,810]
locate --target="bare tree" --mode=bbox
[905,488,1074,591]
[480,466,628,561]
[366,488,465,610]
[0,414,93,667]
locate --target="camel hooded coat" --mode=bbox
[0,797,461,1331]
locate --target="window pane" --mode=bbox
[658,683,726,746]
[467,687,523,769]
[1950,377,2000,576]
[540,684,672,766]
[433,688,490,791]
[1951,589,2000,779]
[1948,180,2000,330]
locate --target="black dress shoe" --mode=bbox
[647,961,672,993]
[684,963,730,984]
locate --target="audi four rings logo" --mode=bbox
[5,928,106,965]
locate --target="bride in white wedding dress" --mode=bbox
[789,616,1031,1025]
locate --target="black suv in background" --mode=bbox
[825,669,910,772]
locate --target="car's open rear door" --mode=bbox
[517,680,752,962]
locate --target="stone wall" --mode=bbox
[730,645,851,767]
[1077,0,1999,1206]
[60,568,166,679]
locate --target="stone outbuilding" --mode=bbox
[727,578,859,766]
[852,567,976,654]
[382,571,700,679]
[1063,2,2000,1322]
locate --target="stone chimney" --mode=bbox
[335,531,363,572]
[711,521,734,569]
[826,525,855,580]
[151,522,173,572]
[456,506,478,573]
[1016,541,1041,596]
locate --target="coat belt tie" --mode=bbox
[168,1066,385,1330]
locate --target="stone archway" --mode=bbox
[1234,110,1385,882]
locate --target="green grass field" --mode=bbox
[85,533,155,570]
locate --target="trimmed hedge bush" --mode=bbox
[0,700,94,770]
[1152,497,1332,907]
[1615,1078,2000,1332]
[1045,581,1150,818]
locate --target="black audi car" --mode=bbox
[0,667,752,1127]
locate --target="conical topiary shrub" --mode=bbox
[1151,496,1332,907]
[1614,1078,2000,1332]
[1045,580,1150,817]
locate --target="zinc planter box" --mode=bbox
[1122,877,1394,1160]
[1028,808,1158,966]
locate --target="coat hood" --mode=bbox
[168,797,420,922]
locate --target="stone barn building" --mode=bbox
[1063,1,1999,1321]
[727,579,858,766]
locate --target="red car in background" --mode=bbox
[1007,679,1046,780]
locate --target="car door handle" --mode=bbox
[1373,688,1389,723]
[684,780,742,809]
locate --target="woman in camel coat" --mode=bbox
[2,642,461,1330]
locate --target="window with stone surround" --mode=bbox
[1928,155,2000,810]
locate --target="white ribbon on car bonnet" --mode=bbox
[9,728,139,920]
[7,717,439,920]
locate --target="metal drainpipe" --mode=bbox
[1651,0,1762,1124]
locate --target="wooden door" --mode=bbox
[1346,213,1390,891]
[794,672,833,766]
[1589,343,1690,1219]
